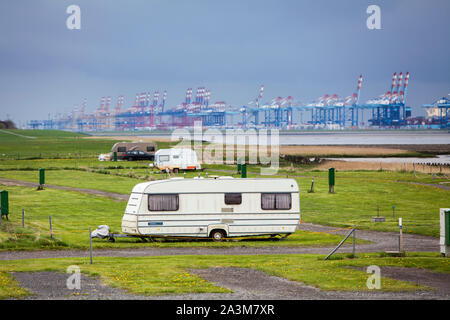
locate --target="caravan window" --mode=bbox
[224,193,242,205]
[117,147,126,152]
[261,193,291,210]
[148,194,179,211]
[159,155,170,162]
[147,146,155,152]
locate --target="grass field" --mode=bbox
[0,129,174,160]
[0,164,448,238]
[0,130,449,299]
[0,184,366,250]
[0,129,448,245]
[0,252,448,298]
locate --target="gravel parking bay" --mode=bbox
[9,267,450,300]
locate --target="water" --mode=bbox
[277,132,450,145]
[141,131,449,145]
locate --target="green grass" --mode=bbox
[0,252,448,298]
[0,164,448,238]
[0,129,111,159]
[0,185,126,250]
[0,223,68,250]
[0,169,142,195]
[0,184,364,250]
[0,158,154,170]
[224,167,448,237]
[291,170,448,237]
[0,129,174,160]
[0,272,30,299]
[0,168,223,194]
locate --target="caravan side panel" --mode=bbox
[133,192,300,238]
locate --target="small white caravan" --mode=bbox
[154,148,201,173]
[121,177,300,241]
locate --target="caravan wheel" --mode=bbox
[210,230,225,242]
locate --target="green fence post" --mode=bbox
[328,167,335,193]
[1,190,9,220]
[38,168,45,190]
[237,158,242,174]
[241,164,247,178]
[113,152,117,162]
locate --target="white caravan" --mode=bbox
[154,148,201,173]
[121,177,300,241]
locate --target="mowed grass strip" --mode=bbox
[0,169,142,195]
[0,252,448,298]
[0,184,363,250]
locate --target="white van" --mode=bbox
[154,148,201,173]
[121,177,300,241]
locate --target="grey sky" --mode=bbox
[1,0,449,124]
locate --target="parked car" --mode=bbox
[110,142,157,154]
[120,150,155,161]
[108,142,157,161]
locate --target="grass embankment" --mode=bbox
[0,129,174,160]
[1,252,448,299]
